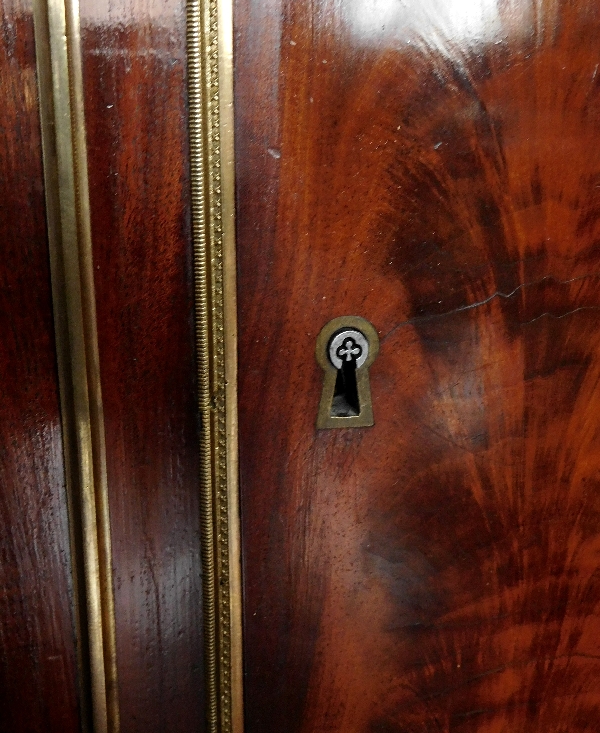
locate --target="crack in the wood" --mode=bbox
[381,273,600,343]
[518,305,600,327]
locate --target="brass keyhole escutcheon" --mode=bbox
[315,316,379,429]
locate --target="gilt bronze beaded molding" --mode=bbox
[187,1,243,732]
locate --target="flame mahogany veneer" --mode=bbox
[236,1,600,730]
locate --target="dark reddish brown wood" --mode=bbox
[0,2,81,731]
[79,2,205,731]
[236,1,600,730]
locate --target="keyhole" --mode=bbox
[331,337,362,417]
[315,317,379,429]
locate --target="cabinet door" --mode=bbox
[235,1,600,731]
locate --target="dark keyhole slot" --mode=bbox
[331,358,360,417]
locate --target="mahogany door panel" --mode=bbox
[80,1,206,731]
[236,1,600,730]
[0,1,81,730]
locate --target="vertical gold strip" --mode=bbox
[32,1,120,732]
[187,0,243,730]
[219,0,243,729]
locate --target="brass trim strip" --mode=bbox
[32,1,119,732]
[187,0,243,730]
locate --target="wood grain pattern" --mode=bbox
[79,2,205,730]
[236,0,600,730]
[0,2,81,731]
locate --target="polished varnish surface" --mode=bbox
[236,1,600,730]
[80,1,205,730]
[0,2,80,731]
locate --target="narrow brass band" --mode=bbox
[32,1,120,732]
[187,0,243,730]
